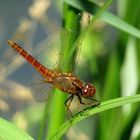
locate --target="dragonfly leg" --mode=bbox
[77,94,86,105]
[78,95,100,106]
[76,95,100,116]
[65,95,74,118]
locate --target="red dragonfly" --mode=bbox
[7,40,100,116]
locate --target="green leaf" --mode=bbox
[64,0,140,39]
[100,12,140,39]
[0,118,34,140]
[48,94,140,140]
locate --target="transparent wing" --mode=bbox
[57,14,90,74]
[57,29,80,73]
[29,28,72,71]
[24,23,82,74]
[70,13,92,77]
[32,30,62,70]
[31,78,54,102]
[53,75,74,91]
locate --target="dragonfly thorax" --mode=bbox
[81,83,96,98]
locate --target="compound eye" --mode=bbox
[82,88,88,98]
[82,83,96,98]
[83,88,88,94]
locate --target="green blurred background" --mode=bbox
[0,0,140,140]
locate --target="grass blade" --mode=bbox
[64,0,140,39]
[0,118,34,140]
[48,94,140,140]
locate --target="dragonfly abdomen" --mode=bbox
[7,40,53,80]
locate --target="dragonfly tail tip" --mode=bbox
[7,40,14,46]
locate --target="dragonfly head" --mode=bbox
[81,83,96,98]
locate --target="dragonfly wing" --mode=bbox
[34,28,81,73]
[53,75,75,92]
[37,28,79,72]
[36,29,69,71]
[31,79,54,102]
[58,29,80,73]
[62,14,91,74]
[37,37,60,70]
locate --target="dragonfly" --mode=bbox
[7,39,100,116]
